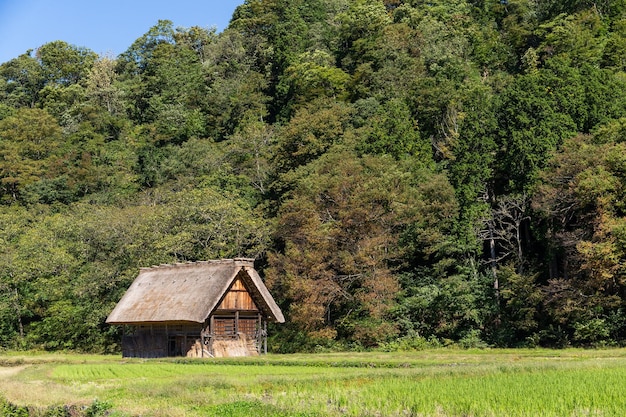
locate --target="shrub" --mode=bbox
[378,334,442,352]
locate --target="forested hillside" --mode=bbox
[2,0,626,352]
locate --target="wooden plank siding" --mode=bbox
[212,316,259,334]
[217,277,259,311]
[122,323,202,358]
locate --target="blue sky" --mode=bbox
[0,0,244,64]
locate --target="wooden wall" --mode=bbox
[217,278,258,311]
[122,324,202,358]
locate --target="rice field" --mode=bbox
[1,349,626,416]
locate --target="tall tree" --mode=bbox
[36,41,97,86]
[534,130,626,344]
[0,53,45,108]
[267,148,456,346]
[0,108,62,202]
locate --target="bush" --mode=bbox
[0,397,29,417]
[458,329,489,349]
[0,397,115,417]
[84,399,113,417]
[573,318,612,346]
[378,334,441,352]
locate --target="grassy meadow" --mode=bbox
[1,349,625,416]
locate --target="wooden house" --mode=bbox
[106,258,284,358]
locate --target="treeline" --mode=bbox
[1,0,626,352]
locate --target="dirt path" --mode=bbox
[0,365,27,379]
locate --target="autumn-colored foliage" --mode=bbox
[2,1,626,351]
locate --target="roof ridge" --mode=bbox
[139,258,255,271]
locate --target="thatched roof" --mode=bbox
[106,258,284,325]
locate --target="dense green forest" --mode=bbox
[2,0,626,352]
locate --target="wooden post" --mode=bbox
[263,320,267,355]
[257,312,262,354]
[235,310,240,337]
[209,316,215,356]
[201,324,206,358]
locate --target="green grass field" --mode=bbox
[1,349,626,416]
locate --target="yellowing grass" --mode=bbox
[1,349,626,416]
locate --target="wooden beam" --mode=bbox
[209,316,215,356]
[257,312,262,354]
